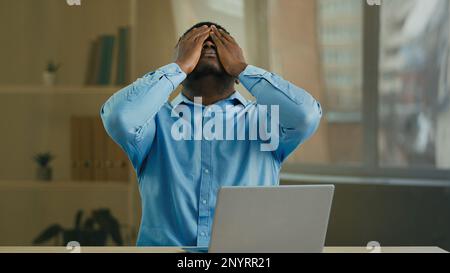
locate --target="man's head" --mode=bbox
[179,22,231,81]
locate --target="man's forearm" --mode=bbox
[238,65,322,137]
[100,63,186,144]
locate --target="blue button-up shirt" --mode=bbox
[100,63,322,246]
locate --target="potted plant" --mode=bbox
[33,209,124,246]
[43,60,60,86]
[33,152,55,181]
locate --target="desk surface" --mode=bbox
[0,246,446,253]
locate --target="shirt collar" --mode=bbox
[170,91,249,108]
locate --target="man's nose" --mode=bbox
[203,39,216,49]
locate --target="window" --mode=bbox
[267,0,364,165]
[379,0,450,170]
[316,0,363,165]
[269,0,450,179]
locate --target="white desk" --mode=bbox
[0,246,446,253]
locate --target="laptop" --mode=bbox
[207,185,335,253]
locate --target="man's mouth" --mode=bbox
[202,50,217,58]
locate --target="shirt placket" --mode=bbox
[197,110,212,247]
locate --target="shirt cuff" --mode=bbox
[238,65,270,94]
[239,64,268,78]
[238,65,304,105]
[156,63,187,90]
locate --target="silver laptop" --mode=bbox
[208,185,334,253]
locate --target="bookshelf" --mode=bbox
[0,0,175,245]
[0,85,123,95]
[0,84,139,244]
[0,180,130,191]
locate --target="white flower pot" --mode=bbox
[36,166,53,181]
[43,71,57,86]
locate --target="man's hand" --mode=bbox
[210,25,247,77]
[174,25,211,74]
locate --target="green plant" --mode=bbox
[33,208,123,246]
[33,152,54,167]
[46,60,60,73]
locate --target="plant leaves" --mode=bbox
[33,224,62,245]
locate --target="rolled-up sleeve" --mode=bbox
[238,65,322,162]
[100,63,186,172]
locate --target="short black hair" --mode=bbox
[182,21,230,37]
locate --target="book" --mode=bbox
[116,26,130,85]
[85,38,100,85]
[97,35,116,85]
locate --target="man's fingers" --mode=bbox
[210,31,224,48]
[186,26,204,38]
[193,27,211,41]
[211,25,226,43]
[182,28,196,41]
[186,25,209,40]
[219,29,235,43]
[214,27,232,50]
[196,31,210,45]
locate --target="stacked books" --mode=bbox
[85,26,130,86]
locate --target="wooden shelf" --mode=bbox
[0,180,130,191]
[0,85,124,95]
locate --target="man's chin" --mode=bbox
[190,63,225,78]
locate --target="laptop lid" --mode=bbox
[208,185,334,253]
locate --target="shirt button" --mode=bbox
[200,232,206,237]
[202,199,207,204]
[204,169,209,174]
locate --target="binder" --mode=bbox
[92,117,107,181]
[70,116,129,182]
[70,116,94,181]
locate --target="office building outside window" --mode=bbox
[379,0,450,169]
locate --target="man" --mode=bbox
[100,22,322,247]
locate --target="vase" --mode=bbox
[36,166,53,181]
[43,71,57,86]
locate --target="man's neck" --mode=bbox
[183,75,235,105]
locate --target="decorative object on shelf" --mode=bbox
[33,152,55,181]
[43,60,61,86]
[32,208,123,246]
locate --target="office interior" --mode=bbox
[0,0,449,251]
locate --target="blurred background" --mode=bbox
[0,0,449,250]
